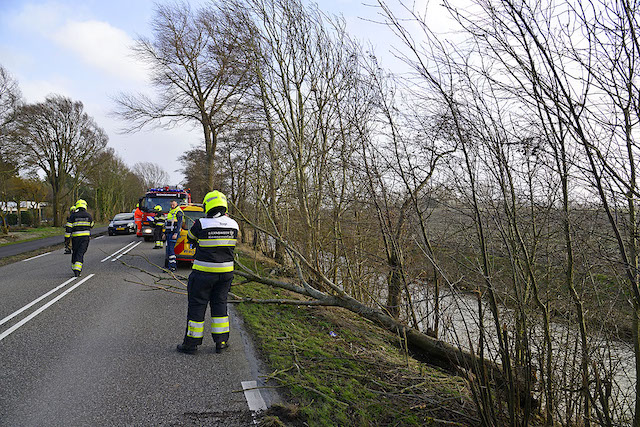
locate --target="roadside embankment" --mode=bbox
[232,248,485,426]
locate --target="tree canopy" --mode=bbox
[13,95,108,226]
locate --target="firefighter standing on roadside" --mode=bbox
[177,190,238,354]
[63,205,76,254]
[152,205,166,249]
[67,199,94,277]
[134,199,144,237]
[164,199,183,271]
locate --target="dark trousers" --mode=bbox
[71,237,89,271]
[153,225,163,247]
[183,270,233,346]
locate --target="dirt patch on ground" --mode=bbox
[0,233,20,245]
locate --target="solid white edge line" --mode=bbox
[0,274,95,342]
[22,252,51,262]
[94,236,104,240]
[0,277,77,327]
[241,380,267,412]
[100,241,137,262]
[112,241,142,261]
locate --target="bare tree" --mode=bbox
[113,1,255,190]
[243,0,365,269]
[12,95,107,226]
[20,176,48,227]
[178,147,210,202]
[133,161,170,189]
[0,65,23,232]
[0,64,22,139]
[92,150,145,220]
[0,156,19,233]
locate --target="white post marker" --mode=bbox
[0,274,95,342]
[242,380,268,413]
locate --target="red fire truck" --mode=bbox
[138,187,191,240]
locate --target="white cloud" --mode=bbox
[20,78,73,103]
[0,45,34,73]
[10,2,67,35]
[52,19,148,84]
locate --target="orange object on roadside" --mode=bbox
[134,207,143,236]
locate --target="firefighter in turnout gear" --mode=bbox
[177,190,238,354]
[64,205,76,254]
[152,205,165,249]
[165,200,183,271]
[67,199,94,277]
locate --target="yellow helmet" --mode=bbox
[69,206,76,212]
[203,190,227,213]
[153,205,163,212]
[75,199,87,209]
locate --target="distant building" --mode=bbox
[0,201,48,225]
[0,201,47,213]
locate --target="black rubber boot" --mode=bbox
[176,344,197,354]
[215,341,229,354]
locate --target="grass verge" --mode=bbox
[232,249,479,427]
[0,226,67,247]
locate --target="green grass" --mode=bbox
[0,226,67,247]
[233,250,477,427]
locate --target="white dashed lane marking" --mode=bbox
[112,241,142,261]
[100,241,138,262]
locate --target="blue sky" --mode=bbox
[0,0,437,186]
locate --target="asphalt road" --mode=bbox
[0,234,277,426]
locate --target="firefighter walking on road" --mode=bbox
[152,205,165,249]
[177,190,238,355]
[164,200,183,271]
[67,199,94,277]
[63,205,76,254]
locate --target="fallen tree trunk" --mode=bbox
[232,267,537,409]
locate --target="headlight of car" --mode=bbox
[128,222,135,228]
[109,222,114,227]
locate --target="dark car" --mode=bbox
[108,212,136,235]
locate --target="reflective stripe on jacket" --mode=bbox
[64,216,72,238]
[187,214,239,273]
[68,208,94,239]
[154,214,166,226]
[165,207,183,232]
